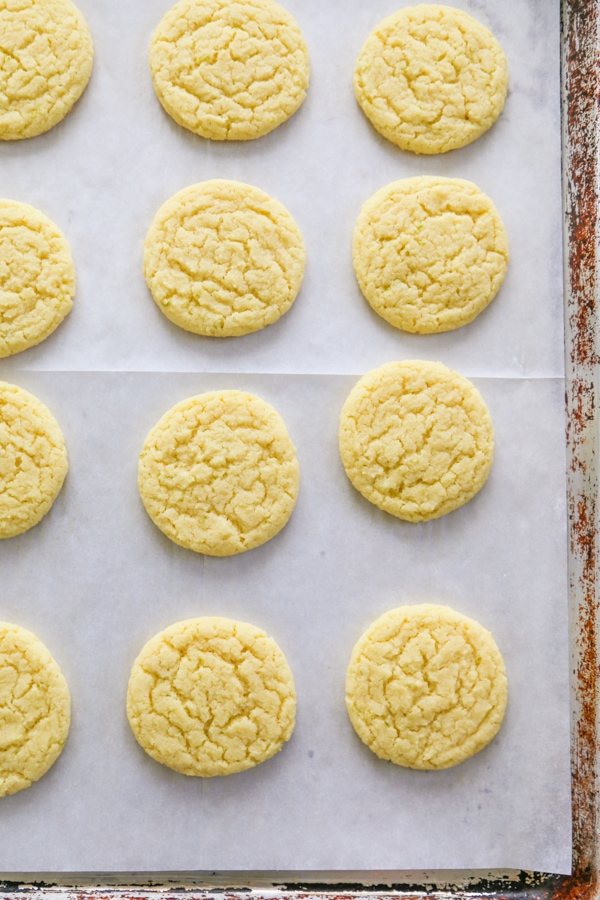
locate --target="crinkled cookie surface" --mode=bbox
[354,4,508,154]
[338,361,494,522]
[0,200,75,357]
[144,180,305,337]
[138,389,300,556]
[127,617,296,777]
[0,381,68,537]
[346,604,507,769]
[353,177,509,334]
[0,622,70,796]
[149,0,309,140]
[0,0,94,140]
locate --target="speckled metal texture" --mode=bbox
[0,0,598,896]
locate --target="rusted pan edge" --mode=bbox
[0,1,596,899]
[0,879,576,900]
[559,0,600,900]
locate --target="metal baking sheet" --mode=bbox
[1,0,598,894]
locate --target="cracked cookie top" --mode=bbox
[354,5,508,154]
[149,0,309,141]
[0,381,68,538]
[127,617,296,777]
[353,177,509,334]
[0,622,70,796]
[144,180,305,337]
[138,389,300,556]
[0,0,93,140]
[346,604,507,769]
[338,361,494,523]
[0,200,76,357]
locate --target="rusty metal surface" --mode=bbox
[561,0,600,898]
[1,0,598,896]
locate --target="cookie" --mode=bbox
[0,622,70,796]
[353,178,509,334]
[0,200,76,357]
[138,390,300,555]
[338,361,494,522]
[144,180,305,337]
[346,604,507,769]
[127,617,296,777]
[0,382,68,538]
[0,0,93,141]
[149,0,309,141]
[354,5,508,154]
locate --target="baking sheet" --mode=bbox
[0,0,570,878]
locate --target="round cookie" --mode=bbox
[346,604,507,769]
[149,0,310,141]
[144,180,305,337]
[127,617,296,777]
[0,200,76,357]
[353,178,509,334]
[354,5,508,154]
[0,382,68,538]
[138,389,300,555]
[0,622,70,796]
[0,0,94,141]
[338,361,494,523]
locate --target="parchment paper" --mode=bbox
[0,0,570,877]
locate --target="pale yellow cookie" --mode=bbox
[354,5,508,154]
[0,200,75,357]
[346,604,507,769]
[353,178,509,334]
[0,622,70,796]
[138,390,300,555]
[339,361,493,522]
[0,0,94,141]
[0,382,68,538]
[149,0,310,141]
[127,617,296,777]
[144,180,305,337]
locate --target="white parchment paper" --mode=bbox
[0,0,563,378]
[0,0,570,877]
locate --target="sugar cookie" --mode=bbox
[149,0,309,141]
[0,382,68,538]
[138,390,300,555]
[127,617,296,777]
[0,200,75,357]
[346,604,507,769]
[338,361,493,522]
[353,177,509,334]
[354,5,508,154]
[0,622,70,796]
[144,180,305,337]
[0,0,93,141]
